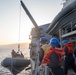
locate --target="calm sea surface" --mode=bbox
[0,48,30,75]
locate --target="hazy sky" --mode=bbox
[0,0,63,45]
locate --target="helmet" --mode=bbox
[40,37,47,42]
[62,39,68,45]
[49,38,60,47]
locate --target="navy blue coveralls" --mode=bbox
[64,47,76,75]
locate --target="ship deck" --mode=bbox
[68,69,76,75]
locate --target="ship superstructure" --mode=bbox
[63,0,75,9]
[46,0,76,42]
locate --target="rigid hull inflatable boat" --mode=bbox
[1,57,30,75]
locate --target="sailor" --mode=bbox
[16,51,24,58]
[62,39,76,75]
[11,49,17,57]
[20,52,24,58]
[41,37,64,75]
[39,37,51,63]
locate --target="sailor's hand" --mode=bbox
[42,64,47,67]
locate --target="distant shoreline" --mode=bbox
[0,42,30,49]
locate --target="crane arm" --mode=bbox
[20,0,40,37]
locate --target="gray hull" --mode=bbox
[46,0,76,35]
[1,57,30,75]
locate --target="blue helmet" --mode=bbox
[62,39,68,45]
[49,38,60,47]
[40,37,47,42]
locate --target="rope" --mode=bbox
[10,1,23,74]
[11,58,13,75]
[0,65,30,75]
[18,0,22,52]
[24,50,30,55]
[49,68,54,75]
[10,58,30,74]
[8,1,30,74]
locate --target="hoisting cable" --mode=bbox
[18,0,22,53]
[18,0,30,56]
[10,1,25,74]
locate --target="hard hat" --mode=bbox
[49,38,60,47]
[62,39,68,45]
[40,37,47,42]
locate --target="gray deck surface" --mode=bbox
[68,69,76,75]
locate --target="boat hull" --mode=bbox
[1,57,30,75]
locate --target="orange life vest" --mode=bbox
[63,42,74,54]
[41,47,64,64]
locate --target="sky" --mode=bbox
[0,0,63,45]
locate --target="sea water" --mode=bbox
[0,48,30,75]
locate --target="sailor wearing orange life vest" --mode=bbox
[42,37,64,75]
[62,39,76,75]
[39,37,51,63]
